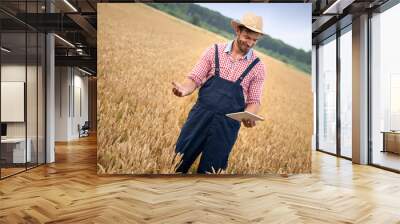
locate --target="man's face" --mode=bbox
[236,28,261,53]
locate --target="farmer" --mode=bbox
[171,12,266,174]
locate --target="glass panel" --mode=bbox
[0,1,46,178]
[317,37,337,154]
[312,45,317,150]
[27,31,38,169]
[38,32,45,165]
[340,29,352,158]
[371,3,400,171]
[1,31,27,177]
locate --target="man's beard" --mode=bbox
[237,39,250,53]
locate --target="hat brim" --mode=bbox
[231,20,265,35]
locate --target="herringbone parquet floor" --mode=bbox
[1,135,400,223]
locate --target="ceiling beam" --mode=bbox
[67,13,97,45]
[322,0,356,14]
[55,55,96,70]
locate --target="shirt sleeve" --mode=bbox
[187,45,214,88]
[246,63,266,105]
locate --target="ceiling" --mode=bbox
[0,0,97,75]
[1,0,396,74]
[310,0,390,44]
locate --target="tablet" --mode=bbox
[225,111,264,122]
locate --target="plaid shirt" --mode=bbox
[188,41,266,105]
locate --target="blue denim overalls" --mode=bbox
[175,44,260,174]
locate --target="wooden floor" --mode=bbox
[0,167,26,178]
[372,151,400,171]
[1,135,400,223]
[1,163,45,178]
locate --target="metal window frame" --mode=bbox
[315,0,400,173]
[315,21,353,161]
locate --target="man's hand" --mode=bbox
[242,119,256,128]
[242,104,260,128]
[172,78,197,97]
[172,82,190,97]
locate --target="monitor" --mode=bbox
[1,123,7,137]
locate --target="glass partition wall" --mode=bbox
[315,0,400,173]
[1,31,27,177]
[370,3,400,171]
[317,35,337,155]
[339,27,352,159]
[0,1,46,179]
[316,26,353,159]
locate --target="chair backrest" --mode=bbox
[82,121,90,129]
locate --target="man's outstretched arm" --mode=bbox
[172,78,197,97]
[172,46,214,97]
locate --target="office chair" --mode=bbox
[79,121,90,138]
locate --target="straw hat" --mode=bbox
[231,12,265,35]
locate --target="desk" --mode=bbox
[381,131,400,154]
[1,138,31,163]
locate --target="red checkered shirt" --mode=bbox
[188,42,266,105]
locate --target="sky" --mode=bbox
[196,3,311,52]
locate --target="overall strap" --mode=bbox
[214,44,220,77]
[236,58,260,84]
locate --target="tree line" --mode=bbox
[147,3,311,74]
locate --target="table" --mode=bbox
[381,131,400,154]
[1,138,32,163]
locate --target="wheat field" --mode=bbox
[97,3,313,175]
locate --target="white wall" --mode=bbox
[55,66,70,141]
[1,65,35,138]
[73,73,89,137]
[1,64,25,81]
[55,67,89,141]
[1,65,26,136]
[1,63,46,163]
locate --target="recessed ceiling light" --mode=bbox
[54,34,75,48]
[322,0,354,15]
[1,47,11,53]
[77,67,93,76]
[63,0,78,12]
